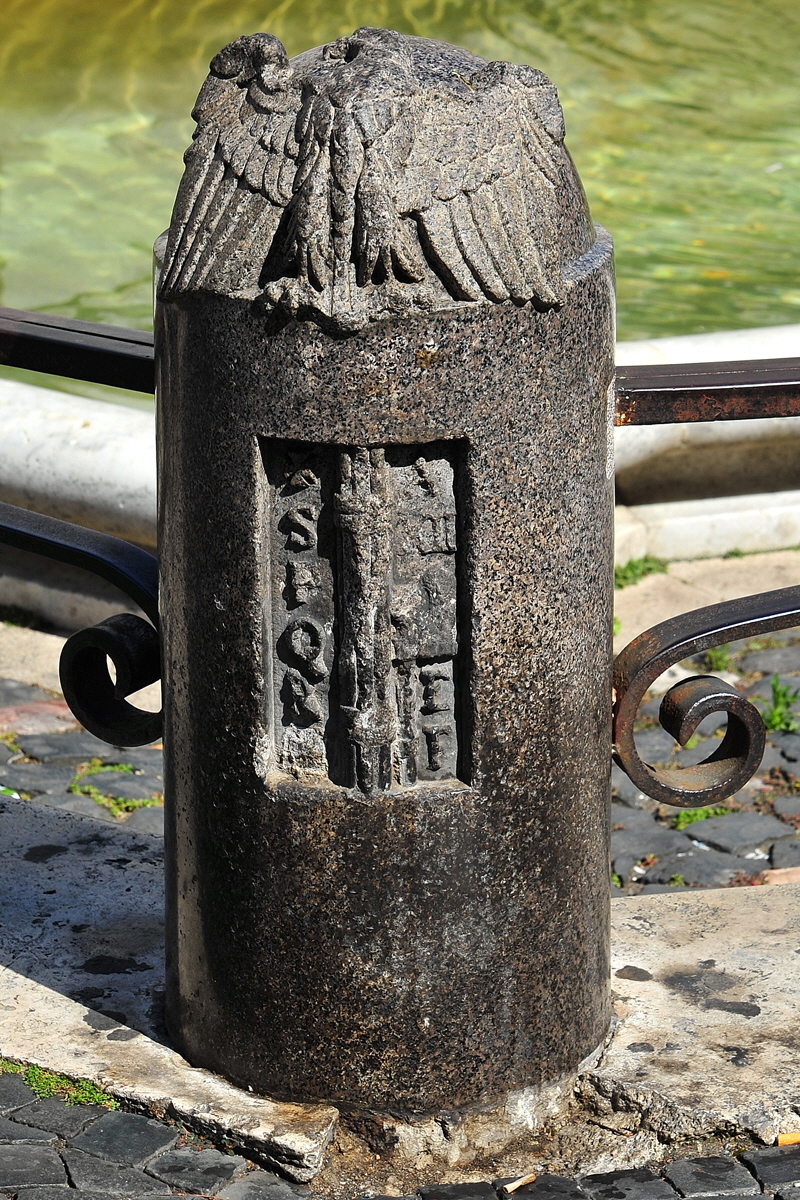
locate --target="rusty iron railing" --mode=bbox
[2,303,800,799]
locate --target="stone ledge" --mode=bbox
[0,796,337,1181]
[584,884,800,1147]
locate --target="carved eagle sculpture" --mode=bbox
[160,27,591,332]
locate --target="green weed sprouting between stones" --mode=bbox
[705,644,731,672]
[68,758,162,820]
[611,873,623,888]
[672,805,730,831]
[614,556,668,590]
[0,1059,117,1108]
[668,874,686,886]
[759,674,800,733]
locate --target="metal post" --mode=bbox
[155,25,615,1127]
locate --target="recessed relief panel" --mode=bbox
[262,440,462,793]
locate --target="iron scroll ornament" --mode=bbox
[0,501,161,746]
[613,584,800,807]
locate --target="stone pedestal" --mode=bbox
[155,26,615,1118]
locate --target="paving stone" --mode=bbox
[9,1097,106,1138]
[633,727,677,764]
[14,732,119,767]
[643,847,762,887]
[611,764,655,810]
[580,1167,675,1200]
[146,1145,247,1191]
[739,646,800,674]
[690,812,794,855]
[773,794,800,817]
[218,1171,307,1200]
[63,1146,173,1195]
[122,806,164,836]
[499,1176,587,1200]
[34,792,118,823]
[663,1156,759,1196]
[741,1145,800,1189]
[0,1077,36,1117]
[0,1144,66,1187]
[0,742,12,764]
[83,772,163,801]
[766,731,800,763]
[420,1185,498,1200]
[674,738,718,768]
[610,811,691,882]
[69,1110,178,1168]
[637,882,694,893]
[0,766,76,797]
[113,749,164,774]
[0,1115,57,1145]
[14,1191,173,1199]
[771,838,800,868]
[0,681,51,707]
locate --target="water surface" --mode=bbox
[1,0,798,365]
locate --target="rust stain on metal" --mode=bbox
[614,356,800,425]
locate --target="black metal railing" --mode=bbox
[4,304,800,425]
[3,303,800,797]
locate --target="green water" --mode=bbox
[1,0,799,377]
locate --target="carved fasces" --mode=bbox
[263,440,460,792]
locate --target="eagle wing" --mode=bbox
[396,62,568,306]
[160,34,304,297]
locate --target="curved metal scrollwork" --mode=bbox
[0,500,160,746]
[613,584,800,807]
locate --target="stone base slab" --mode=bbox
[587,884,800,1146]
[3,793,800,1188]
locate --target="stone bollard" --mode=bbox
[155,25,615,1140]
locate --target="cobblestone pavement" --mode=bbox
[3,1063,800,1200]
[612,626,800,895]
[5,629,800,890]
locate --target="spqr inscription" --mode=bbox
[262,440,461,792]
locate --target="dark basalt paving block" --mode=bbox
[633,728,677,764]
[740,645,800,674]
[772,839,800,867]
[33,792,117,823]
[114,749,164,775]
[741,1145,800,1188]
[83,772,163,801]
[13,1191,173,1199]
[146,1145,247,1191]
[0,1076,36,1117]
[611,765,654,810]
[496,1177,587,1200]
[0,766,76,796]
[64,1146,170,1195]
[773,794,800,817]
[15,732,119,766]
[663,1156,758,1196]
[0,681,52,707]
[219,1170,309,1199]
[420,1185,498,1200]
[10,1097,106,1138]
[0,1116,56,1145]
[0,1144,66,1187]
[644,847,762,887]
[690,812,795,855]
[69,1110,178,1168]
[580,1167,675,1200]
[766,731,800,763]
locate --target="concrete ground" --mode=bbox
[613,547,800,652]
